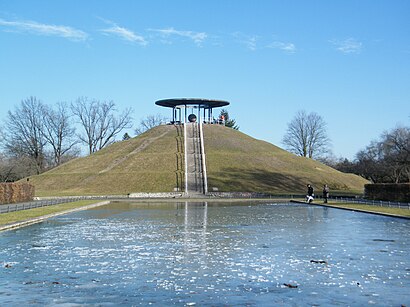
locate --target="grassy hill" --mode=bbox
[203,125,367,194]
[28,125,181,196]
[27,124,368,196]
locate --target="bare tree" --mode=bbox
[71,97,133,154]
[42,102,79,166]
[0,153,16,182]
[355,144,386,183]
[282,110,330,159]
[0,154,38,182]
[134,113,167,136]
[337,126,409,183]
[377,126,409,182]
[3,97,48,174]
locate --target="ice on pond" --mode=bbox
[0,201,410,306]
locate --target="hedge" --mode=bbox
[0,182,35,204]
[365,183,410,202]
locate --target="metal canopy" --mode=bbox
[155,98,230,124]
[155,98,230,109]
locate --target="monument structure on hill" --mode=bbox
[155,98,230,196]
[155,98,230,124]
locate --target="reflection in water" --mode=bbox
[183,201,208,228]
[0,201,409,306]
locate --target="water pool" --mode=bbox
[0,201,409,306]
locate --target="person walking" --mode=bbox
[306,184,314,203]
[323,184,329,203]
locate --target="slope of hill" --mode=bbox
[203,125,368,194]
[27,124,368,196]
[28,125,182,196]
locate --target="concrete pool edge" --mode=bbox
[290,200,410,220]
[0,201,110,232]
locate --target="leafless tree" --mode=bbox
[379,126,410,182]
[336,126,409,183]
[282,110,330,159]
[71,97,133,154]
[42,102,79,166]
[134,113,167,135]
[0,154,38,182]
[355,143,386,183]
[3,97,48,174]
[0,153,16,182]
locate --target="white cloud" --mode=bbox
[244,36,258,51]
[330,38,362,54]
[232,32,258,51]
[268,41,296,53]
[100,21,147,46]
[0,18,88,41]
[149,27,207,46]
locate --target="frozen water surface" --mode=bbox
[0,201,409,306]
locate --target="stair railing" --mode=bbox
[199,122,208,194]
[183,123,188,194]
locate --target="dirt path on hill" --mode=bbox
[99,130,170,174]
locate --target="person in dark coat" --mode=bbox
[306,184,314,203]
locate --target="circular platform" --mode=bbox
[155,98,230,109]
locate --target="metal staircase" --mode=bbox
[184,122,208,195]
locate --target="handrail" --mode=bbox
[199,122,208,194]
[183,123,188,195]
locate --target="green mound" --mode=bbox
[28,125,181,196]
[27,124,368,196]
[203,125,367,194]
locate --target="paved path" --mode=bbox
[290,200,410,219]
[0,201,110,232]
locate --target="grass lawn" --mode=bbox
[0,200,99,227]
[323,202,410,217]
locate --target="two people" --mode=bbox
[306,184,330,203]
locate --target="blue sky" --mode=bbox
[0,0,409,159]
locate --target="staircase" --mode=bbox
[184,122,207,195]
